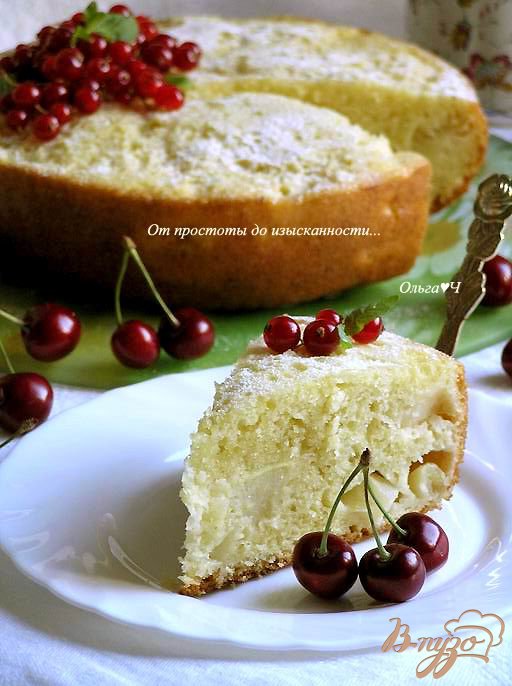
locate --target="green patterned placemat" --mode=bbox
[0,135,511,389]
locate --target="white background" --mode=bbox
[1,1,511,685]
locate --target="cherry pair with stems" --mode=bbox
[293,449,448,603]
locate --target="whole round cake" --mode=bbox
[0,11,486,310]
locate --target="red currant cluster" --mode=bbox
[0,4,201,141]
[263,307,386,356]
[111,236,214,369]
[293,449,449,603]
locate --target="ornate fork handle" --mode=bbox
[436,174,512,356]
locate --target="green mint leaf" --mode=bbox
[343,295,399,337]
[164,74,193,90]
[0,73,15,98]
[84,2,100,22]
[71,7,138,45]
[337,327,353,352]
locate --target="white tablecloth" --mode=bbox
[1,1,511,684]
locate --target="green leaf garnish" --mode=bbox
[337,326,353,351]
[0,72,15,98]
[164,74,193,90]
[343,296,399,336]
[71,2,138,45]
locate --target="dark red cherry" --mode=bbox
[41,81,69,107]
[74,87,101,114]
[482,255,512,307]
[108,41,133,65]
[158,308,214,360]
[111,320,160,368]
[12,82,41,108]
[263,315,301,353]
[387,512,449,573]
[55,47,84,81]
[303,319,340,355]
[502,339,512,379]
[358,543,426,603]
[0,372,53,432]
[316,308,342,326]
[21,303,81,362]
[292,531,358,599]
[352,317,384,344]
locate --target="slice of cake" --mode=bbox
[163,15,488,210]
[0,93,430,310]
[179,322,467,596]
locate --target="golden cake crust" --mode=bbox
[179,362,467,597]
[0,155,430,310]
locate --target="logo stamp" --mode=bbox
[381,609,505,679]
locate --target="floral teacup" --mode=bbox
[407,0,512,115]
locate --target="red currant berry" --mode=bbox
[6,109,30,131]
[137,16,158,41]
[59,20,77,32]
[387,513,449,573]
[74,87,101,114]
[292,532,358,600]
[154,84,184,110]
[105,67,131,95]
[303,319,340,356]
[108,41,133,65]
[482,255,512,307]
[0,55,15,72]
[78,34,108,59]
[141,42,174,71]
[37,26,56,47]
[134,69,163,97]
[352,317,384,344]
[316,308,342,326]
[84,57,111,82]
[32,114,60,141]
[56,47,84,81]
[173,41,202,71]
[126,58,148,77]
[150,34,177,51]
[48,27,73,52]
[0,372,53,432]
[41,81,69,107]
[49,102,72,124]
[502,339,512,379]
[75,77,101,92]
[21,303,81,362]
[263,315,301,353]
[111,320,160,368]
[358,543,426,603]
[71,12,85,25]
[158,308,215,360]
[110,4,131,15]
[14,44,33,68]
[41,55,58,80]
[114,88,133,105]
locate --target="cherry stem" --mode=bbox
[114,248,130,326]
[0,419,37,449]
[318,448,371,557]
[363,465,391,561]
[0,339,15,374]
[367,480,407,538]
[0,307,24,327]
[122,236,180,328]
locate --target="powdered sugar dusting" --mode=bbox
[164,16,477,100]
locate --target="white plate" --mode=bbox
[0,368,510,652]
